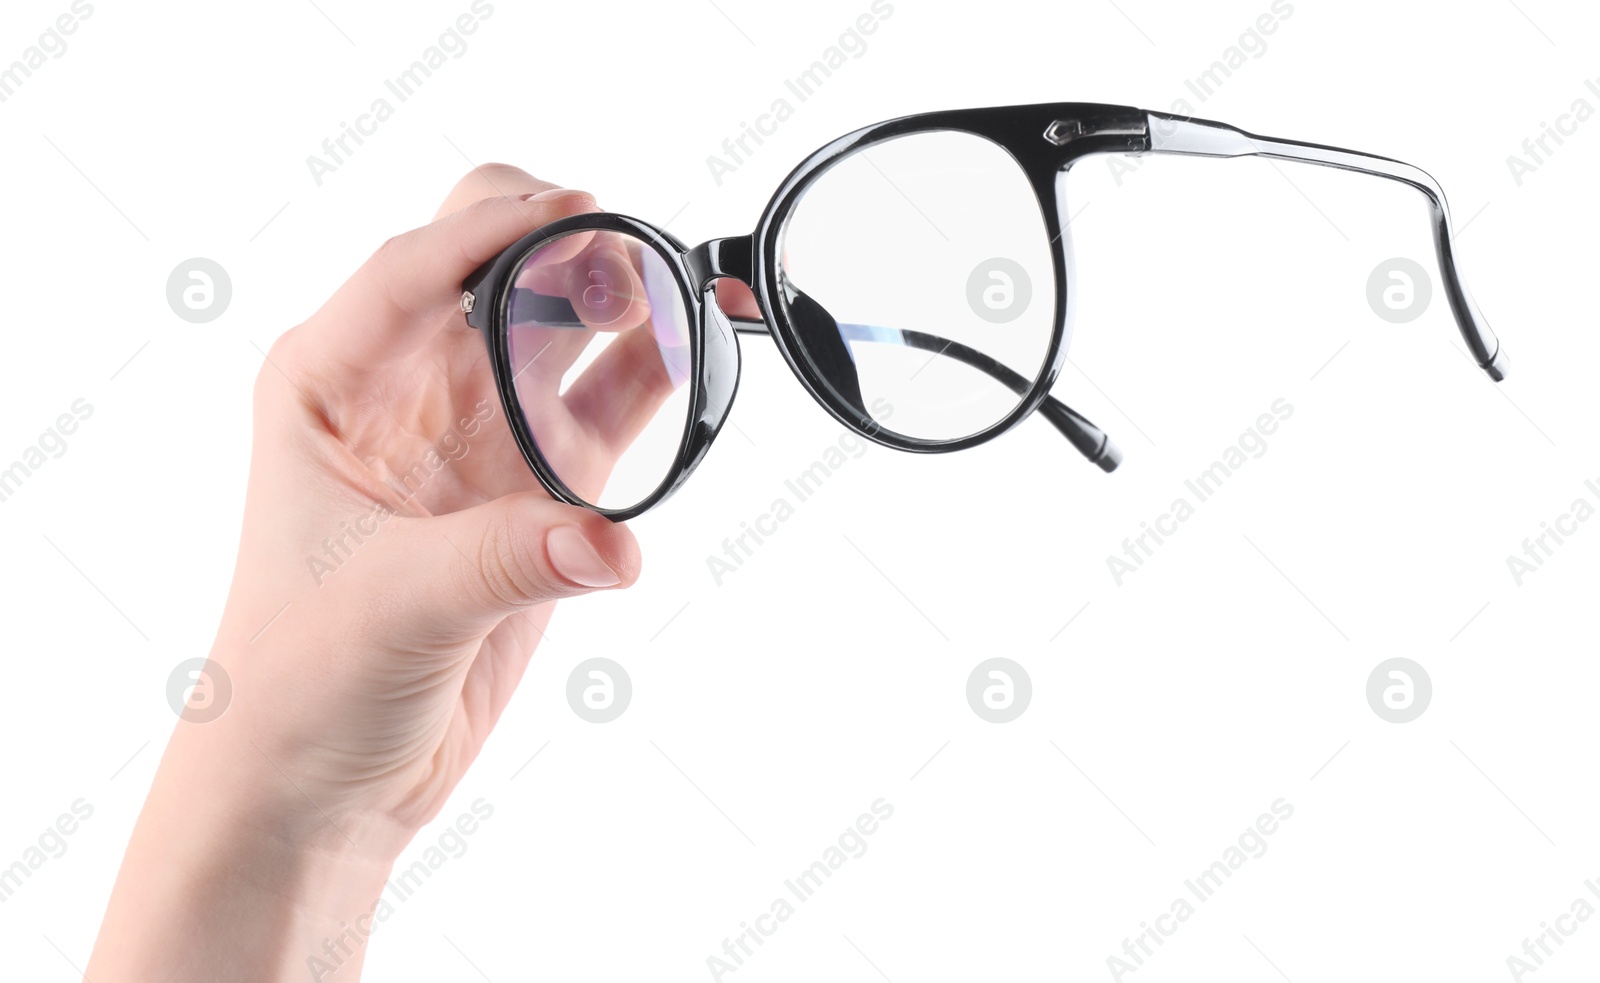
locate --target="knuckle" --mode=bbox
[370,232,409,270]
[251,329,305,403]
[364,234,422,320]
[476,509,553,607]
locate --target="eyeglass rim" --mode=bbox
[748,107,1085,454]
[474,213,722,521]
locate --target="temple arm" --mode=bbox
[1143,111,1508,381]
[730,317,1123,471]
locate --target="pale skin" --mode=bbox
[85,165,748,980]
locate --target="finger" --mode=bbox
[504,232,655,384]
[434,162,561,221]
[504,277,648,390]
[307,188,600,371]
[513,233,653,334]
[562,237,652,332]
[403,492,641,633]
[506,322,596,389]
[715,279,763,321]
[562,325,684,456]
[441,166,646,339]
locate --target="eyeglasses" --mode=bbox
[460,102,1508,520]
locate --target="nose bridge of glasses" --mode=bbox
[685,235,755,293]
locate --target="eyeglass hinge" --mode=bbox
[460,290,476,314]
[1044,116,1151,149]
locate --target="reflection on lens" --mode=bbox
[507,229,693,511]
[778,129,1056,441]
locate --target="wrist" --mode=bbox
[88,714,414,981]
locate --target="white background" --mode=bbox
[1,0,1596,980]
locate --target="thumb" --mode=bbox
[402,493,641,632]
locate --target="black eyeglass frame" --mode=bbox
[462,102,1508,521]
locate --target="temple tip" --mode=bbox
[1094,437,1124,473]
[1483,347,1510,382]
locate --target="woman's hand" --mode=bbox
[87,165,650,981]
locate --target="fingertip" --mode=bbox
[582,512,643,587]
[546,525,619,588]
[451,188,600,264]
[516,187,599,213]
[436,163,559,219]
[546,519,640,590]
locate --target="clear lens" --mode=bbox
[506,228,693,511]
[778,129,1056,441]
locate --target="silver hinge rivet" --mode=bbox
[1044,120,1082,146]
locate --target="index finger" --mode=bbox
[432,162,562,221]
[303,186,600,372]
